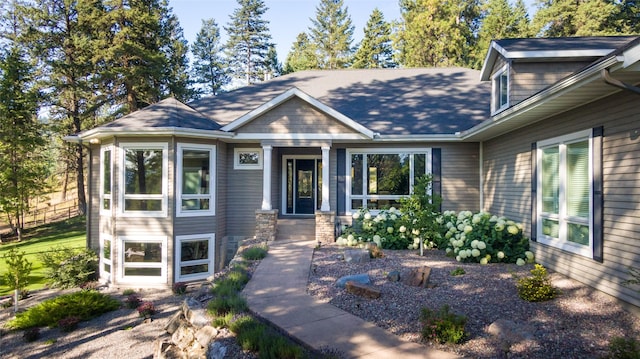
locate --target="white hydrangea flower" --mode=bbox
[445,247,452,254]
[471,240,479,249]
[399,225,406,233]
[364,213,372,220]
[477,241,486,250]
[471,248,481,257]
[387,227,394,234]
[389,207,397,213]
[390,214,397,220]
[525,251,534,262]
[464,225,473,234]
[480,257,488,265]
[352,212,360,219]
[497,251,505,259]
[456,255,461,262]
[507,225,519,235]
[412,229,420,236]
[347,234,354,241]
[516,258,526,266]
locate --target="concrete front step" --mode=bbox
[277,218,315,240]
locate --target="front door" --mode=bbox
[284,157,322,215]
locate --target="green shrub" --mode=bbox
[122,289,136,296]
[419,304,467,344]
[39,247,98,289]
[604,337,640,359]
[242,246,268,260]
[207,293,247,316]
[516,264,558,302]
[213,312,236,328]
[6,290,120,329]
[230,315,303,359]
[450,267,466,276]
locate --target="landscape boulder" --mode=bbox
[336,273,371,288]
[487,319,535,345]
[344,249,370,263]
[401,266,432,288]
[345,281,381,299]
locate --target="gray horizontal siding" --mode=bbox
[510,61,592,105]
[225,144,262,238]
[483,89,640,307]
[441,143,480,212]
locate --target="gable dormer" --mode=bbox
[480,36,640,115]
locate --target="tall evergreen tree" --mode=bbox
[309,0,355,69]
[158,0,196,102]
[394,0,481,68]
[608,0,640,34]
[224,0,272,85]
[263,43,282,78]
[283,32,318,74]
[532,0,618,36]
[0,46,48,239]
[471,0,530,69]
[191,18,229,96]
[352,8,396,69]
[29,0,108,214]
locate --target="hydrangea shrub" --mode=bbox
[439,210,533,264]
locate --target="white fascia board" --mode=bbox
[220,87,376,139]
[460,55,623,140]
[504,49,613,59]
[78,127,234,141]
[231,133,371,141]
[374,134,462,142]
[480,41,508,81]
[622,42,640,68]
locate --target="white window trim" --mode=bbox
[234,148,263,170]
[536,129,593,258]
[99,234,112,282]
[492,64,509,114]
[345,148,432,214]
[175,233,215,282]
[99,145,113,216]
[176,143,216,217]
[119,236,167,284]
[118,142,168,218]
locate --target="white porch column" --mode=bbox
[321,146,331,211]
[261,145,272,210]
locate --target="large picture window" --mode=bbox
[537,130,593,257]
[347,149,431,212]
[177,144,216,217]
[175,234,215,282]
[120,236,167,283]
[120,143,168,217]
[100,146,113,214]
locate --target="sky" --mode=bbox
[168,0,403,62]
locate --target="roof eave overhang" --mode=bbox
[373,134,462,142]
[463,55,628,141]
[220,87,376,139]
[66,127,234,143]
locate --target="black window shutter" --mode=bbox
[337,148,346,216]
[531,143,537,242]
[592,126,604,262]
[432,148,442,212]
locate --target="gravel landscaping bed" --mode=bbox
[307,243,640,358]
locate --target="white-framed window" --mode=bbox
[119,236,167,283]
[537,129,593,257]
[99,234,112,281]
[234,148,262,169]
[492,64,509,113]
[100,146,113,215]
[346,148,432,212]
[119,143,168,217]
[176,143,216,217]
[175,234,215,282]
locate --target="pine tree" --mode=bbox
[263,44,282,79]
[609,0,640,34]
[224,0,272,85]
[283,32,319,74]
[352,8,396,69]
[309,0,355,69]
[532,0,618,37]
[394,0,481,68]
[191,18,229,96]
[158,0,196,102]
[471,0,531,69]
[0,46,48,239]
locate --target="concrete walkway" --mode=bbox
[241,240,458,359]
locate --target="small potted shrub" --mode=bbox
[137,301,156,318]
[58,316,80,332]
[172,282,187,295]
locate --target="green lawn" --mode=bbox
[0,216,86,296]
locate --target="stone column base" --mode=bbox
[255,209,278,242]
[315,211,335,244]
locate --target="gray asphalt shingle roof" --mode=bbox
[189,68,491,136]
[494,36,639,53]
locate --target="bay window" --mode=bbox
[100,146,113,214]
[176,143,216,217]
[120,143,168,217]
[537,129,593,257]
